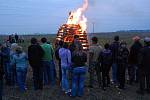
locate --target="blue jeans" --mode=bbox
[128,64,139,83]
[43,61,55,86]
[61,66,69,92]
[112,63,118,83]
[72,67,86,97]
[32,66,43,90]
[0,80,3,100]
[16,68,27,92]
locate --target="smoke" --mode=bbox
[81,0,88,12]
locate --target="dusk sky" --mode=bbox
[0,0,150,34]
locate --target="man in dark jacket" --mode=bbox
[0,43,4,100]
[117,41,129,89]
[55,40,63,83]
[136,37,150,95]
[1,43,11,86]
[28,38,44,90]
[110,36,120,84]
[98,43,112,90]
[128,36,143,84]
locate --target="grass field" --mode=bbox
[1,33,150,100]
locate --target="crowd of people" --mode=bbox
[0,35,150,100]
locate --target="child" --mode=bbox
[10,43,18,86]
[12,46,28,92]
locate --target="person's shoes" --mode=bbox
[136,90,144,95]
[65,91,71,96]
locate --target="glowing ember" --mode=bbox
[67,0,88,32]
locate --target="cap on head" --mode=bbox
[132,36,140,42]
[91,36,98,43]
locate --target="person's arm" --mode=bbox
[67,50,72,66]
[38,45,44,58]
[50,45,54,59]
[138,49,144,67]
[89,46,94,63]
[11,55,16,66]
[83,52,87,63]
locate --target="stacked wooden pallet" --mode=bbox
[56,24,89,50]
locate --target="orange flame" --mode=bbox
[67,0,88,32]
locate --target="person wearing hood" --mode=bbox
[136,37,150,95]
[128,36,143,84]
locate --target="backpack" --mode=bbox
[100,49,112,65]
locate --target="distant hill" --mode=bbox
[116,30,150,33]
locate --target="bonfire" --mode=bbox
[56,0,89,50]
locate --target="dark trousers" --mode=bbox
[42,61,55,86]
[139,71,150,92]
[10,65,16,86]
[101,65,111,88]
[3,62,11,85]
[58,61,62,82]
[31,63,43,90]
[117,63,126,88]
[0,79,3,100]
[89,62,101,87]
[128,64,139,84]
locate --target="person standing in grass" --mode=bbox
[12,46,28,92]
[71,45,87,97]
[89,36,103,88]
[28,38,44,90]
[0,43,4,100]
[41,37,55,86]
[59,42,71,95]
[1,42,11,86]
[55,40,64,84]
[98,43,112,90]
[136,37,150,95]
[110,36,120,84]
[128,36,143,84]
[117,41,129,89]
[10,43,18,86]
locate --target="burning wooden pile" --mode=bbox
[56,24,89,49]
[55,0,89,49]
